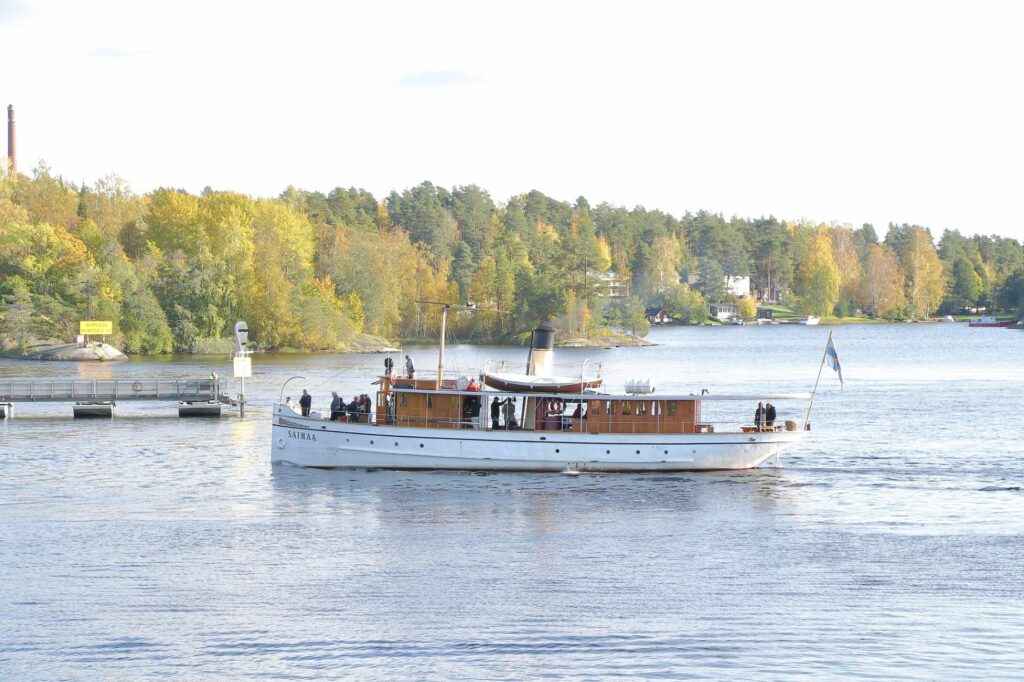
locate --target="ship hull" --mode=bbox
[271,406,804,472]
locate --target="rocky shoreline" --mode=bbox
[1,341,128,361]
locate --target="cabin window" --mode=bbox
[652,401,661,416]
[621,401,632,416]
[637,401,647,416]
[667,401,676,417]
[427,395,433,409]
[590,401,602,416]
[400,394,408,408]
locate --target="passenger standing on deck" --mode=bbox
[299,389,312,417]
[765,402,776,428]
[466,379,482,428]
[330,391,343,421]
[754,401,765,429]
[503,397,517,429]
[405,355,415,379]
[491,396,502,430]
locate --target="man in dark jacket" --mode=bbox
[765,402,777,428]
[754,401,765,430]
[491,396,502,430]
[299,389,312,417]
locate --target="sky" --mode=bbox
[2,0,1023,241]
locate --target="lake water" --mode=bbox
[2,323,1023,680]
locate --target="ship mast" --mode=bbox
[437,303,449,388]
[415,300,506,389]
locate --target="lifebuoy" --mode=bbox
[132,381,144,392]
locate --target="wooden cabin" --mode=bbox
[584,398,705,434]
[379,369,712,435]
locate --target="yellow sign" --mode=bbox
[79,320,113,335]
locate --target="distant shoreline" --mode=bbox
[3,316,1017,360]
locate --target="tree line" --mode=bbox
[1,164,1022,353]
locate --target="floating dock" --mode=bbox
[0,378,233,418]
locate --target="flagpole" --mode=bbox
[803,329,832,430]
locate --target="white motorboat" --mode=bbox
[800,316,820,325]
[271,316,811,472]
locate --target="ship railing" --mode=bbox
[371,414,801,434]
[375,414,486,429]
[533,417,800,435]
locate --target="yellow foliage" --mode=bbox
[595,236,613,272]
[737,295,757,321]
[536,221,560,243]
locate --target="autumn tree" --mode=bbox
[901,227,946,318]
[795,228,840,316]
[858,244,905,319]
[832,226,863,315]
[737,295,757,321]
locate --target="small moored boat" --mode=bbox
[968,316,1014,328]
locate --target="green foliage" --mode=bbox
[607,296,651,337]
[1,277,37,348]
[947,256,982,310]
[997,268,1024,314]
[663,283,708,325]
[2,165,1022,353]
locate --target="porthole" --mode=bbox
[555,449,560,453]
[419,443,424,448]
[606,450,610,454]
[664,450,668,454]
[394,442,399,446]
[635,450,640,454]
[370,440,374,445]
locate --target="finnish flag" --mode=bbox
[825,335,844,388]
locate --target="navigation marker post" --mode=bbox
[233,321,251,417]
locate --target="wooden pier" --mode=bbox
[0,377,235,418]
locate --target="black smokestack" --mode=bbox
[6,105,14,174]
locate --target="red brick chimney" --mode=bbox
[7,105,15,174]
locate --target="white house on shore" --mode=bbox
[591,270,630,299]
[708,303,739,321]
